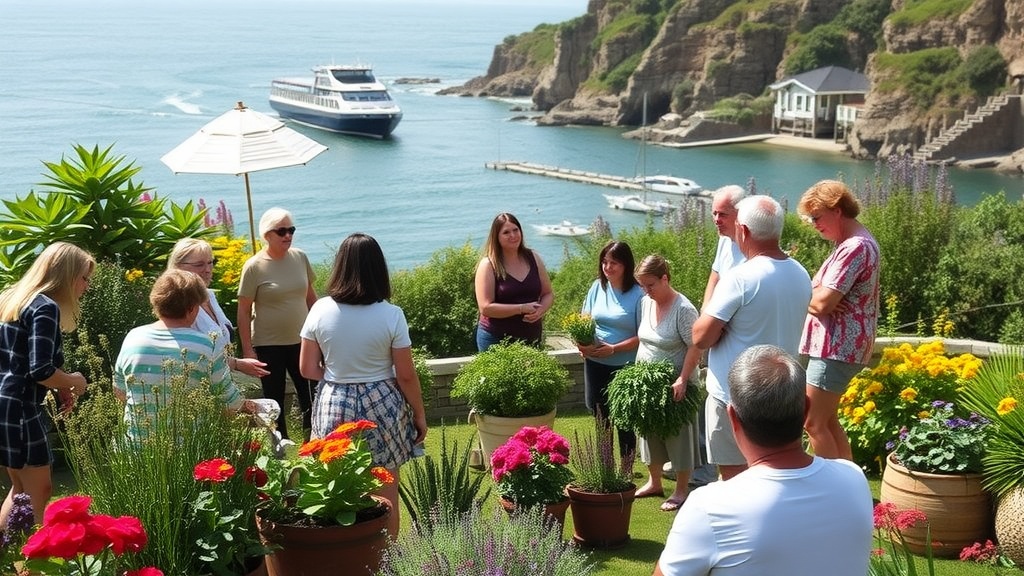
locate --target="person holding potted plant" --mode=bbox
[299,233,427,538]
[797,180,881,460]
[576,240,643,461]
[473,212,553,351]
[632,254,703,511]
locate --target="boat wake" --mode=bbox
[163,92,203,115]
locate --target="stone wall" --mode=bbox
[421,336,1008,422]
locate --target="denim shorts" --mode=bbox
[806,357,865,395]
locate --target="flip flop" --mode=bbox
[660,497,685,512]
[634,488,664,499]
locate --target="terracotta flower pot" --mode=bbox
[498,496,569,538]
[257,498,391,576]
[566,484,636,549]
[880,454,992,557]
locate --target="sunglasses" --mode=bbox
[271,226,297,237]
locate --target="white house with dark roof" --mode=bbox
[769,66,869,139]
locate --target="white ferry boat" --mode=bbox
[269,65,402,138]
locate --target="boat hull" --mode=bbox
[270,100,402,139]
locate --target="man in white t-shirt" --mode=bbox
[653,345,872,576]
[693,195,811,480]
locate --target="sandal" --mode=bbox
[660,497,685,512]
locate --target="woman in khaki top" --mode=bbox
[238,207,317,440]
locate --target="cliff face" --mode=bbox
[850,0,1024,158]
[454,0,1024,162]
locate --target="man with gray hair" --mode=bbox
[653,345,872,576]
[693,195,811,480]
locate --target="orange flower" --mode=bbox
[318,437,353,464]
[330,420,378,438]
[298,438,326,457]
[371,467,394,484]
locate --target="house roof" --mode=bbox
[769,66,869,95]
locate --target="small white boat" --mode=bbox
[532,220,591,237]
[638,175,705,196]
[604,194,675,215]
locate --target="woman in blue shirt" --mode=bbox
[578,241,643,460]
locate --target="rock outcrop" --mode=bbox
[447,0,1024,168]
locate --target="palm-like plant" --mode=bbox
[0,144,210,283]
[958,347,1024,498]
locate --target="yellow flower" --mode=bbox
[899,387,918,402]
[863,401,876,413]
[124,268,144,282]
[997,397,1018,416]
[918,410,931,419]
[852,407,866,419]
[864,382,884,396]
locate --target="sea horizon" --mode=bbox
[2,0,1021,271]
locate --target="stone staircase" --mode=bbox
[913,94,1018,163]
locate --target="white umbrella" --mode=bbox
[161,101,328,253]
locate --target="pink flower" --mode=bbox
[894,508,927,530]
[92,514,147,555]
[126,568,164,576]
[42,495,93,526]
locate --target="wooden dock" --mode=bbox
[485,161,643,191]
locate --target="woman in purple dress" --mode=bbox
[473,213,554,351]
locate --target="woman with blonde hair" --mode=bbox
[798,180,880,460]
[168,238,267,378]
[473,212,553,351]
[238,208,317,440]
[632,254,703,512]
[0,242,93,526]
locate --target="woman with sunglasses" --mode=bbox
[238,208,317,440]
[167,238,268,378]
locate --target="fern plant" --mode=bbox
[397,427,491,529]
[607,360,705,438]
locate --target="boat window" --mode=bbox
[331,70,376,84]
[340,91,392,102]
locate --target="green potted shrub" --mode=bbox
[566,410,637,549]
[606,360,705,439]
[451,341,572,467]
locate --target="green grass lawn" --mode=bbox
[418,409,1008,576]
[46,406,1005,576]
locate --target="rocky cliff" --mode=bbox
[450,0,1024,167]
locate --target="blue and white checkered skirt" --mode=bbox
[311,378,417,470]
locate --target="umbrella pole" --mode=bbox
[244,173,257,254]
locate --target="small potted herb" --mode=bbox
[566,411,636,549]
[561,312,596,346]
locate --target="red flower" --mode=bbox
[126,568,164,576]
[244,466,268,487]
[42,495,92,526]
[23,522,87,560]
[91,514,147,555]
[245,440,262,453]
[193,458,235,482]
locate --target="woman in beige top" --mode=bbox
[237,207,317,440]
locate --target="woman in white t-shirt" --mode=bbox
[299,233,428,537]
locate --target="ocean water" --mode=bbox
[1,0,1021,270]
